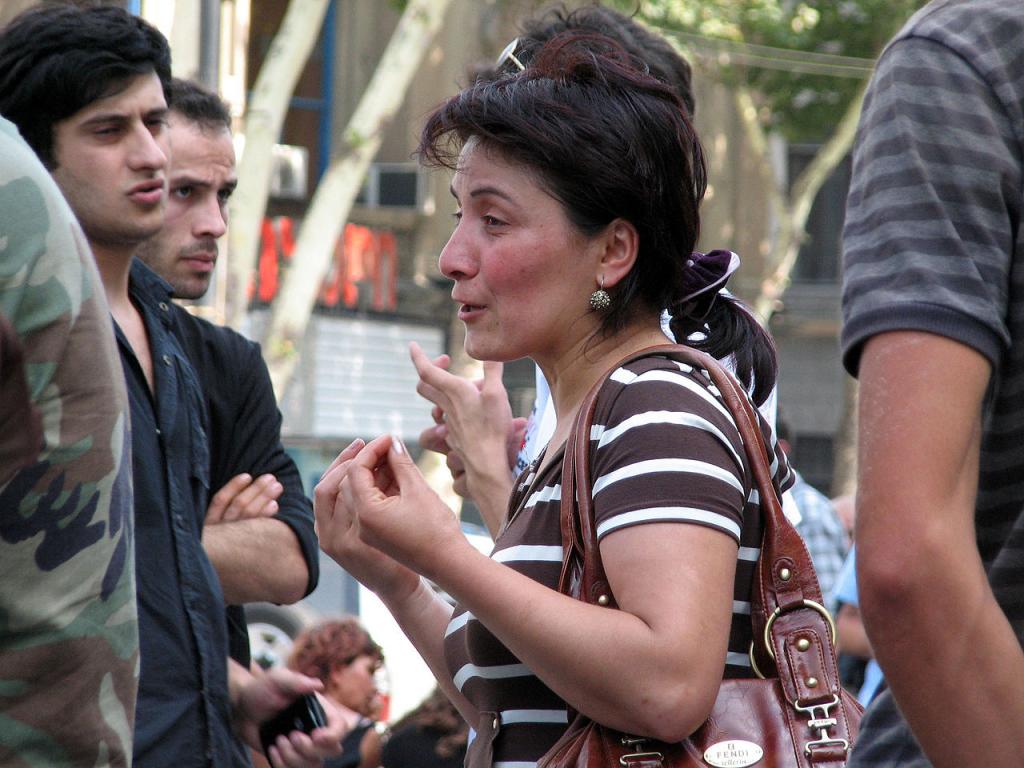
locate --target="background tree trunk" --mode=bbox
[225,0,332,328]
[752,81,867,321]
[831,374,859,498]
[260,0,454,399]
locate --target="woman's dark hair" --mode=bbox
[419,30,777,403]
[387,687,468,760]
[0,4,172,169]
[473,4,695,117]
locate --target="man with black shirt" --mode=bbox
[137,77,319,663]
[135,80,321,765]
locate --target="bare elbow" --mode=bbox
[274,569,310,605]
[856,542,931,632]
[635,682,717,743]
[645,718,701,745]
[258,558,310,606]
[275,583,307,606]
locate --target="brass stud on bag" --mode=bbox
[779,567,792,581]
[806,677,819,688]
[797,638,811,652]
[597,594,610,606]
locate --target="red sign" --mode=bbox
[253,218,397,311]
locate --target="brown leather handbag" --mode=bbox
[538,345,861,768]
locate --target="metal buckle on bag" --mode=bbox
[749,641,767,679]
[618,735,663,766]
[619,753,664,766]
[750,599,836,678]
[795,695,849,757]
[763,599,836,660]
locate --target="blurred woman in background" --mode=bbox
[288,617,384,768]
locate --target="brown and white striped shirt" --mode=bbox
[444,355,793,767]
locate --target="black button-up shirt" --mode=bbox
[169,304,321,663]
[170,301,322,768]
[117,261,233,766]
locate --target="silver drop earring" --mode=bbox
[589,276,611,311]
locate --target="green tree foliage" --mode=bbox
[616,0,925,142]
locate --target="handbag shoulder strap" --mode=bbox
[558,343,844,706]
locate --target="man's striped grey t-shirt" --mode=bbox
[841,1,1024,765]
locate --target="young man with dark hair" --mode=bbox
[136,80,322,764]
[0,7,341,766]
[137,78,235,302]
[139,71,319,649]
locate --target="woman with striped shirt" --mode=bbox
[314,30,791,768]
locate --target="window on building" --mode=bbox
[789,146,852,284]
[792,433,835,495]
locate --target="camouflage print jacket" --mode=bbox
[0,115,138,767]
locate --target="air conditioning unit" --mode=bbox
[269,143,309,200]
[356,163,422,209]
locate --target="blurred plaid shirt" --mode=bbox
[790,470,849,613]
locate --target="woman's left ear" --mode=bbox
[597,218,639,288]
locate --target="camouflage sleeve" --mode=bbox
[0,117,138,768]
[0,308,43,482]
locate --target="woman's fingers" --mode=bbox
[345,434,418,504]
[410,341,472,405]
[319,438,365,482]
[410,341,451,373]
[337,435,392,513]
[481,360,505,392]
[419,422,449,454]
[313,440,367,543]
[447,449,469,497]
[409,341,449,371]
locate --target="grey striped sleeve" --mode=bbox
[841,34,1021,376]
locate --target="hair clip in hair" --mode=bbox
[677,250,740,320]
[496,38,525,72]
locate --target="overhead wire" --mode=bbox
[651,26,877,78]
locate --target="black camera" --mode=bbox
[258,693,328,758]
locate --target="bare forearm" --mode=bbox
[226,657,261,740]
[858,536,1024,766]
[336,435,727,741]
[467,469,513,538]
[204,518,308,604]
[380,578,477,726]
[855,333,1024,765]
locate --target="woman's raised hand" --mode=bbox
[410,342,514,462]
[340,434,471,581]
[316,435,473,598]
[314,438,420,602]
[410,342,525,535]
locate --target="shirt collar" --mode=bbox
[129,258,176,324]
